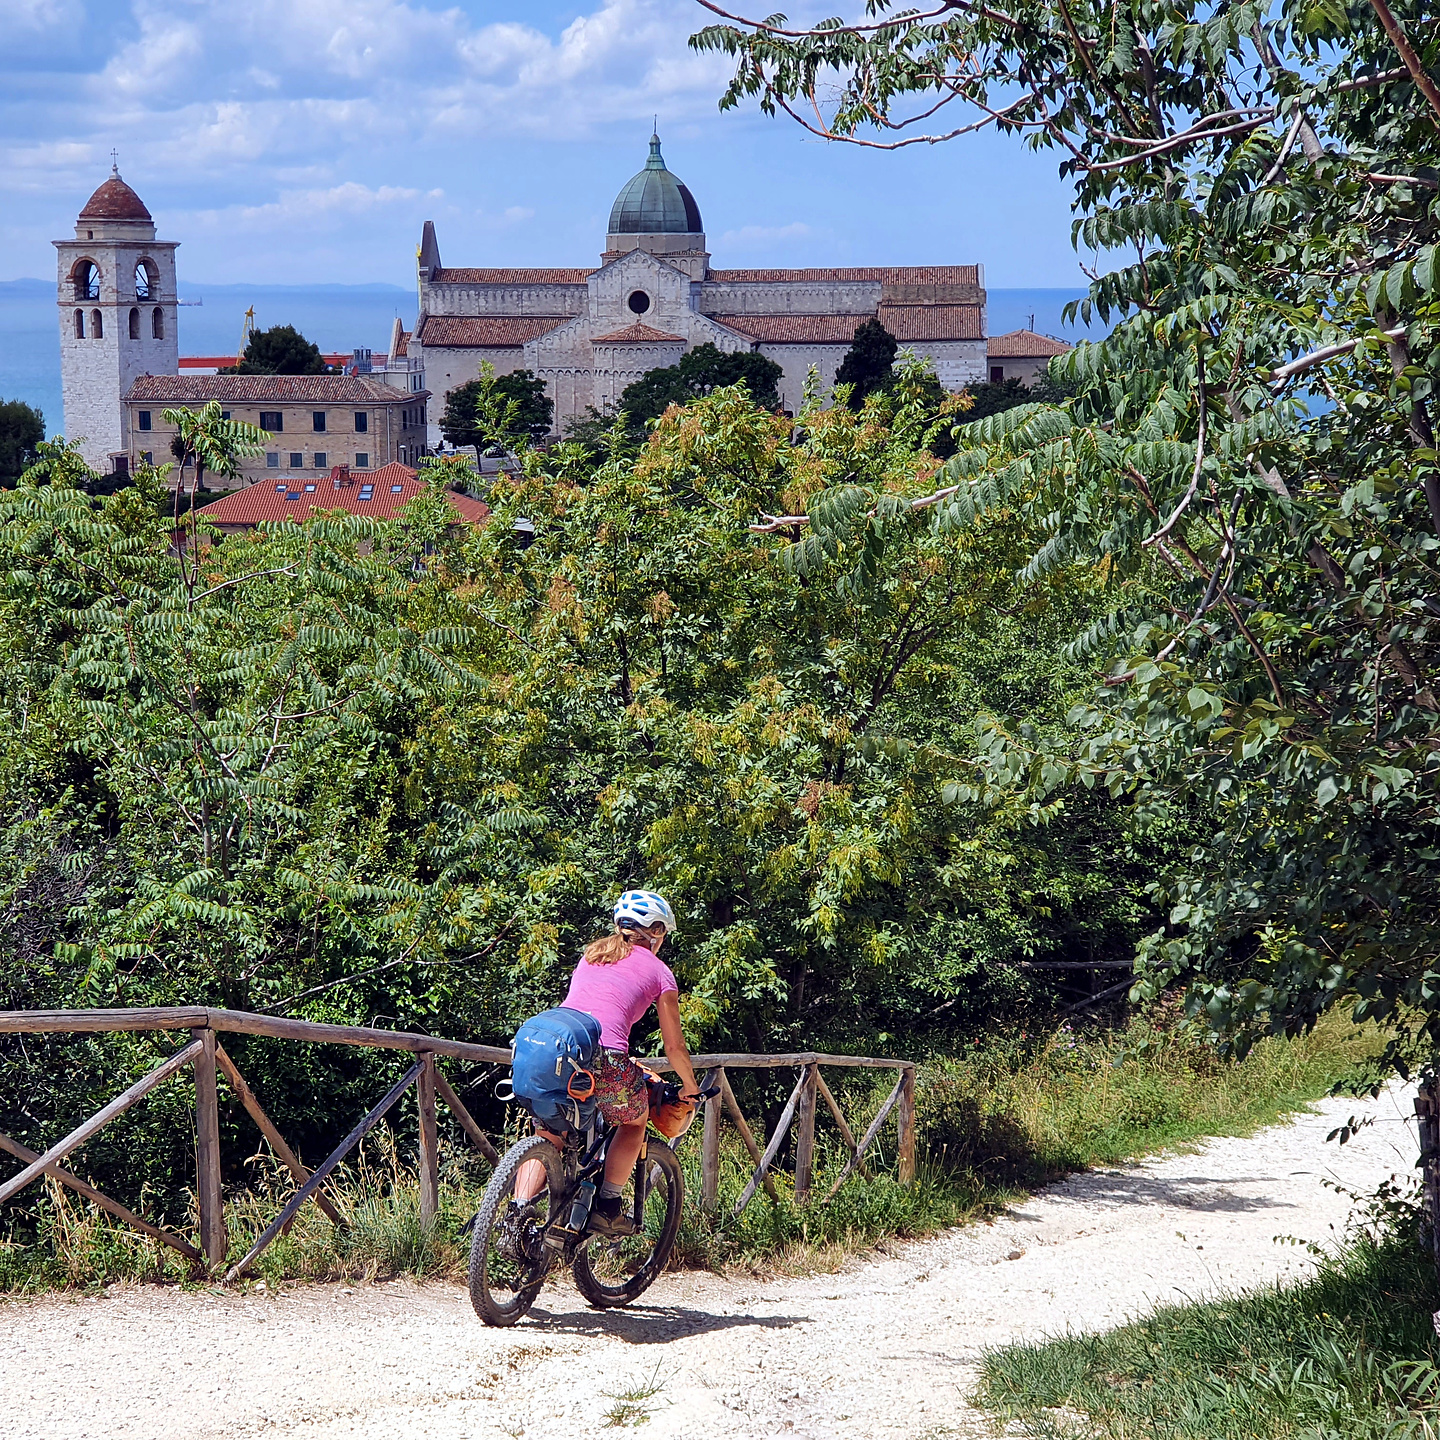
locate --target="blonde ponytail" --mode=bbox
[582,930,632,966]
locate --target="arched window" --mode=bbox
[135,260,156,300]
[129,308,140,340]
[90,309,103,340]
[72,260,100,301]
[151,307,164,340]
[74,310,85,339]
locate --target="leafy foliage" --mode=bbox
[694,0,1440,1077]
[439,368,554,449]
[227,324,328,376]
[0,398,44,482]
[835,318,899,408]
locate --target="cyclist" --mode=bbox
[514,890,702,1234]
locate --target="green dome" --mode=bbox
[607,134,703,235]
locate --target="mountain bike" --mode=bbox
[467,1074,716,1326]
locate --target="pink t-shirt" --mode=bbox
[563,943,678,1053]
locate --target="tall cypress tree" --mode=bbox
[834,319,898,409]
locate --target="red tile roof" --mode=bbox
[717,315,867,345]
[80,175,152,222]
[196,463,490,528]
[432,268,594,284]
[124,375,424,403]
[988,328,1073,358]
[708,266,980,285]
[416,315,569,347]
[717,305,982,345]
[392,330,411,358]
[592,322,685,343]
[877,304,984,341]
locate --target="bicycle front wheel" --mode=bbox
[572,1137,683,1309]
[468,1133,564,1327]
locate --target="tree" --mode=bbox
[0,399,44,483]
[228,324,328,376]
[618,343,784,427]
[695,3,1440,1093]
[440,368,553,449]
[960,378,1032,422]
[834,319,898,408]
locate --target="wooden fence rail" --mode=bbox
[0,1007,917,1274]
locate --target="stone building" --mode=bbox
[411,134,987,442]
[123,375,430,488]
[55,165,179,472]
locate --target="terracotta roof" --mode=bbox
[592,322,685,344]
[393,330,411,358]
[717,315,867,345]
[431,268,593,284]
[708,266,980,285]
[988,328,1073,358]
[416,315,567,347]
[79,173,152,222]
[877,304,984,341]
[195,463,490,528]
[124,375,424,403]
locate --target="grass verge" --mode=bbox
[0,1008,1387,1292]
[975,1222,1440,1439]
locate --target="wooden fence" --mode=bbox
[0,1007,916,1277]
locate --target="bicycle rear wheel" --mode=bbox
[468,1134,564,1327]
[572,1138,683,1309]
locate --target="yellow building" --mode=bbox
[122,374,430,489]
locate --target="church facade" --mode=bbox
[412,135,987,442]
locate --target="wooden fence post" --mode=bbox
[794,1063,818,1203]
[897,1065,916,1185]
[701,1066,723,1214]
[417,1052,439,1227]
[192,1027,226,1267]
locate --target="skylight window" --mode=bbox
[304,483,316,492]
[358,485,374,500]
[391,484,404,493]
[275,483,286,492]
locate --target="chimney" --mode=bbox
[331,464,351,490]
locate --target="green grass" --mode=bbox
[0,1009,1387,1292]
[975,1226,1440,1439]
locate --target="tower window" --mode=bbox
[90,309,103,340]
[152,307,164,340]
[74,310,85,339]
[259,411,282,432]
[135,260,156,300]
[313,452,327,468]
[137,411,152,431]
[266,453,279,468]
[72,261,100,301]
[289,452,302,468]
[355,452,369,468]
[354,411,368,433]
[312,411,326,433]
[129,308,140,340]
[627,290,651,315]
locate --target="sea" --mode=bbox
[0,280,1099,438]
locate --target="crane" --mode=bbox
[236,306,256,365]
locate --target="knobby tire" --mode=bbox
[468,1133,564,1327]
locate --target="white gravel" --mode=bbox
[1,1084,1418,1440]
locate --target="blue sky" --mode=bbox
[1,0,1090,288]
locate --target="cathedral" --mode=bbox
[413,133,988,440]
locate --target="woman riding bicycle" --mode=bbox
[514,890,701,1235]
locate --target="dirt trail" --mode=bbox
[2,1085,1418,1440]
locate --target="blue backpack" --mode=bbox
[509,1007,603,1133]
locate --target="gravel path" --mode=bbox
[2,1084,1418,1440]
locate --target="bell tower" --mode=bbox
[55,163,179,473]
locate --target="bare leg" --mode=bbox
[604,1120,646,1189]
[514,1125,563,1203]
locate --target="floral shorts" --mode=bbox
[592,1049,649,1125]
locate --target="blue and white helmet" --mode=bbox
[614,889,677,934]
